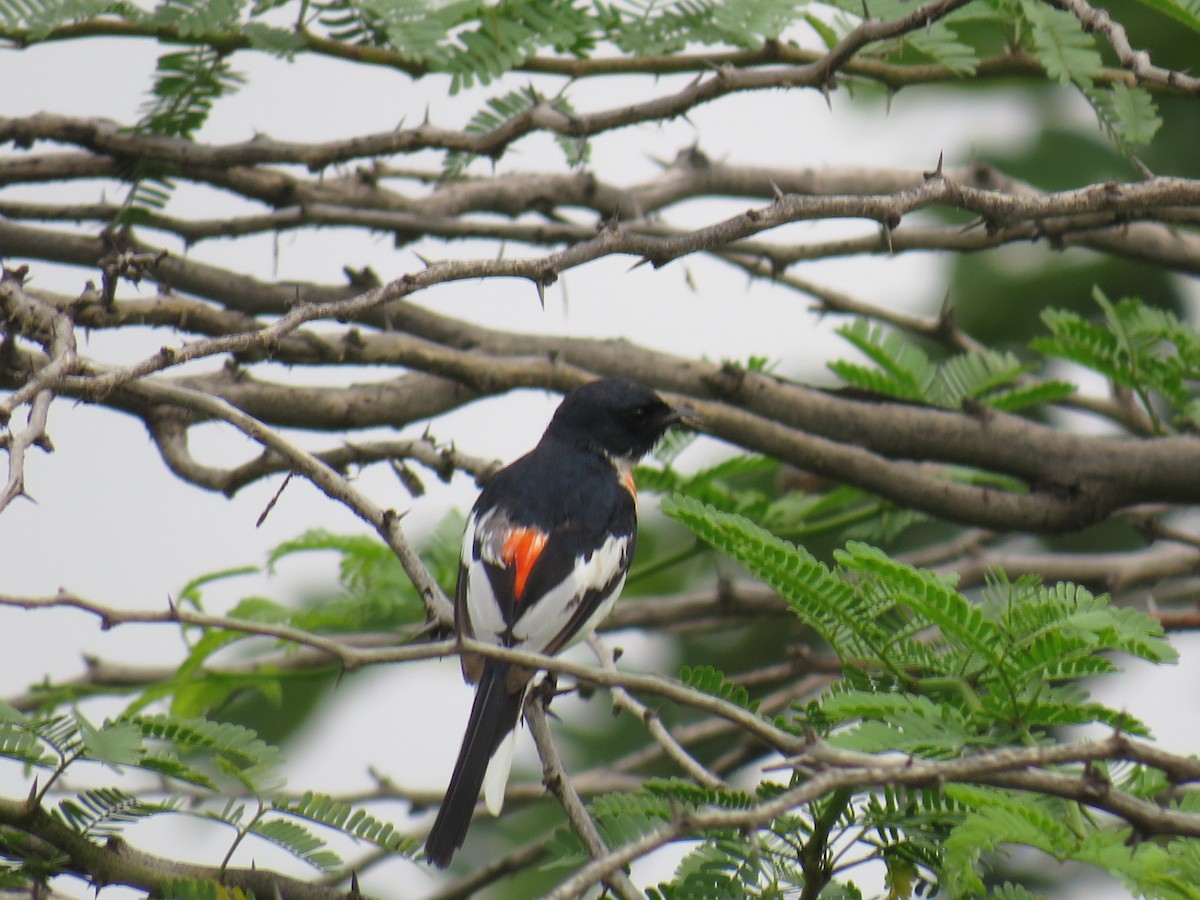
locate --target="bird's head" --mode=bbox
[544,377,699,461]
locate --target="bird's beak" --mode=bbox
[667,402,703,431]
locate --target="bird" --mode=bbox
[424,377,695,868]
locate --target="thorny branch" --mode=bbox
[0,267,75,511]
[1047,0,1200,94]
[5,229,1200,539]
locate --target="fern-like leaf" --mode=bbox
[444,0,593,92]
[1016,0,1103,88]
[250,818,341,871]
[132,715,282,793]
[1088,82,1163,150]
[829,318,936,400]
[160,878,255,900]
[147,0,241,36]
[57,788,177,838]
[272,791,419,856]
[137,46,246,138]
[680,664,759,713]
[662,495,863,654]
[443,84,588,176]
[0,0,116,39]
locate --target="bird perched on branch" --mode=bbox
[424,378,696,868]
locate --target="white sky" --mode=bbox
[2,19,1198,899]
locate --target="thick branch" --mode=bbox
[9,254,1200,534]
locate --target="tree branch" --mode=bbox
[545,733,1200,898]
[1046,0,1200,94]
[525,695,642,900]
[589,635,726,790]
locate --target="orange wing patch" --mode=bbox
[501,527,549,601]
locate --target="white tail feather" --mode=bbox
[483,718,519,815]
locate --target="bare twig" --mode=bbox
[589,635,726,789]
[0,267,76,511]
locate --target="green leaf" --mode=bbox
[711,0,804,47]
[1017,0,1103,88]
[273,791,419,856]
[250,818,341,871]
[941,787,1072,895]
[1089,83,1163,149]
[982,380,1076,412]
[821,0,978,73]
[1033,291,1200,432]
[0,721,55,768]
[176,564,259,611]
[57,788,176,837]
[444,0,593,92]
[836,542,1007,673]
[0,0,118,40]
[929,349,1027,407]
[147,0,242,36]
[160,878,255,900]
[137,47,246,138]
[833,318,1076,413]
[680,664,759,713]
[168,629,253,718]
[132,714,282,793]
[822,690,978,756]
[443,84,588,176]
[904,18,978,75]
[0,698,25,723]
[136,753,219,790]
[829,318,936,400]
[76,711,144,768]
[662,494,858,653]
[241,21,308,57]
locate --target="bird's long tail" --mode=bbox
[424,658,524,868]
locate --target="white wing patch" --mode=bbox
[462,509,631,652]
[460,510,509,644]
[510,532,630,652]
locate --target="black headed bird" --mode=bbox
[424,378,695,868]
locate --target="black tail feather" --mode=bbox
[424,659,524,868]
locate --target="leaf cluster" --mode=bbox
[829,317,1076,413]
[830,288,1200,440]
[0,701,417,890]
[1033,287,1200,432]
[1,0,1182,193]
[0,528,455,893]
[637,451,924,547]
[657,493,1184,896]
